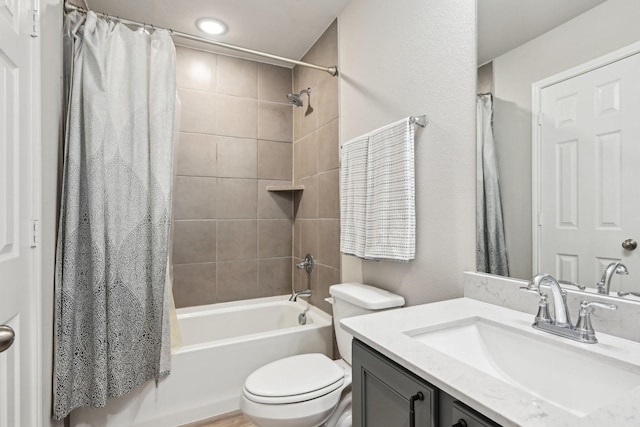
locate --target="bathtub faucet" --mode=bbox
[289,288,311,302]
[296,253,314,275]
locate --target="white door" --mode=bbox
[539,52,640,293]
[0,0,37,425]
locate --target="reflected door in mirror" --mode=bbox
[538,52,640,293]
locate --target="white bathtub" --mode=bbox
[71,296,333,427]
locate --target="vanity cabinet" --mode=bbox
[352,339,500,427]
[352,339,436,427]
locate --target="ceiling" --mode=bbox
[78,0,350,67]
[76,1,609,69]
[477,0,608,65]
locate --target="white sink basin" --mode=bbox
[404,317,640,417]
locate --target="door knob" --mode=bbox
[452,420,468,427]
[622,239,637,251]
[0,325,15,353]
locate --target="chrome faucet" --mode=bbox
[521,273,617,343]
[525,273,571,326]
[289,288,311,302]
[296,253,314,275]
[597,262,628,294]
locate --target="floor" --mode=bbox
[183,412,257,427]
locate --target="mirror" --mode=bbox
[477,0,640,298]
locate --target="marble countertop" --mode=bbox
[341,298,640,427]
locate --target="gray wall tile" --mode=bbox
[317,219,340,269]
[293,220,302,258]
[176,132,217,177]
[258,102,293,142]
[216,55,258,98]
[315,264,340,313]
[293,93,318,141]
[217,136,257,178]
[292,21,339,314]
[258,141,292,180]
[217,260,259,302]
[216,95,258,139]
[258,180,294,220]
[293,132,317,180]
[258,220,293,258]
[318,169,339,219]
[217,179,257,219]
[176,46,217,92]
[178,89,216,135]
[173,176,217,219]
[317,119,339,173]
[258,258,292,296]
[173,220,216,264]
[294,175,318,219]
[217,220,257,261]
[318,76,339,128]
[173,263,216,308]
[299,219,318,259]
[258,63,292,104]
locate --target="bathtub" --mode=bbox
[71,296,333,427]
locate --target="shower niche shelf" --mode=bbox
[266,185,305,192]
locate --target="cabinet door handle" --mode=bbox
[409,391,424,427]
[452,420,468,427]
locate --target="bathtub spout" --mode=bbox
[289,288,311,302]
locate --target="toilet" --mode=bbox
[240,283,405,427]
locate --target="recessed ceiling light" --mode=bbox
[196,18,228,35]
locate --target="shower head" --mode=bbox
[287,92,304,107]
[287,88,311,107]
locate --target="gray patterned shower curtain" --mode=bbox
[476,94,509,276]
[53,11,176,419]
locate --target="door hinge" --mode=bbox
[31,219,40,247]
[30,0,40,38]
[537,211,543,227]
[537,112,544,126]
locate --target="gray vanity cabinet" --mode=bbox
[352,339,437,427]
[450,401,501,427]
[353,339,501,427]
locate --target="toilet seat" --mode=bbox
[243,353,345,404]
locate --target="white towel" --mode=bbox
[365,118,415,260]
[340,135,369,258]
[340,118,416,261]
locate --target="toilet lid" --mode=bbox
[243,353,345,404]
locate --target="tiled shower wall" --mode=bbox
[172,46,295,308]
[293,21,341,313]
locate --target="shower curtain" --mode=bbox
[54,11,176,419]
[476,94,509,276]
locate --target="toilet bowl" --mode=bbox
[240,283,404,427]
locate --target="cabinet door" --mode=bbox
[353,340,436,427]
[450,401,501,427]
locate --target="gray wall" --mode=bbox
[339,0,477,306]
[172,47,295,307]
[292,21,340,313]
[492,0,640,279]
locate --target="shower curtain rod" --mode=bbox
[64,2,339,77]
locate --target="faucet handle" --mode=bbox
[520,286,552,324]
[580,300,618,312]
[558,280,587,291]
[575,300,618,343]
[519,285,541,295]
[617,291,640,298]
[534,293,552,325]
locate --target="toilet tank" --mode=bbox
[329,283,404,365]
